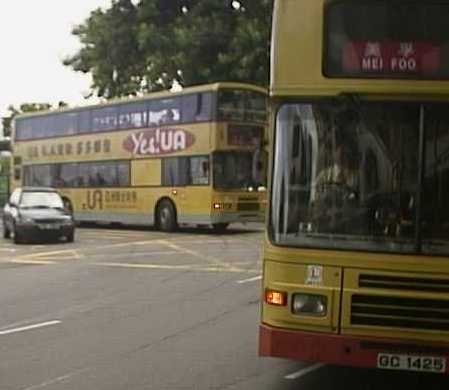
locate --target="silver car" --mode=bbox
[3,187,75,244]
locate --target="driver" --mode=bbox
[315,140,359,200]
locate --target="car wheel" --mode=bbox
[3,222,10,239]
[156,200,177,232]
[66,231,75,243]
[13,224,22,244]
[212,223,229,233]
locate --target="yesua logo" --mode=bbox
[123,128,195,155]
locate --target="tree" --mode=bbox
[2,103,52,138]
[64,0,272,99]
[64,0,145,99]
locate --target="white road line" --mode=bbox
[0,320,61,336]
[284,363,326,380]
[237,275,262,284]
[20,374,73,390]
[20,369,88,390]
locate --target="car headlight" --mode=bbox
[61,218,74,225]
[292,294,327,316]
[18,215,34,224]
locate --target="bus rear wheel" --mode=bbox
[212,223,229,233]
[157,200,178,232]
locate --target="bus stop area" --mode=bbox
[0,223,447,390]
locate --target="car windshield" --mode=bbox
[213,150,267,190]
[270,101,449,256]
[20,191,64,209]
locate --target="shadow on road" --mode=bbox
[77,222,264,236]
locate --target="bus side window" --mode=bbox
[162,157,189,186]
[150,98,181,126]
[190,156,209,185]
[182,93,212,123]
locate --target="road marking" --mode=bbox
[237,275,262,284]
[94,250,179,259]
[93,240,161,250]
[20,374,73,390]
[159,240,230,267]
[93,262,259,274]
[20,249,82,261]
[0,247,16,252]
[8,259,56,265]
[20,368,88,390]
[284,363,326,380]
[0,320,61,336]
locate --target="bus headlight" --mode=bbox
[213,202,232,210]
[292,294,327,316]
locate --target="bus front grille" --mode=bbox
[237,202,260,211]
[359,274,449,293]
[351,294,449,331]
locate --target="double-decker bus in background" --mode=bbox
[260,0,449,374]
[10,82,267,232]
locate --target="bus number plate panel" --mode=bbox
[377,353,446,373]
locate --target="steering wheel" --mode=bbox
[316,182,358,202]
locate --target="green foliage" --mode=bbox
[2,103,52,138]
[0,156,10,206]
[0,156,9,172]
[64,0,143,98]
[64,0,272,99]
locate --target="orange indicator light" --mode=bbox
[265,289,287,306]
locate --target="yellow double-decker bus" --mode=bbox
[260,0,449,374]
[11,83,267,231]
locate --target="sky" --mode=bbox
[0,0,113,124]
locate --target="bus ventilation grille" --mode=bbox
[359,274,449,293]
[351,294,449,331]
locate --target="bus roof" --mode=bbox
[15,82,267,121]
[272,0,449,98]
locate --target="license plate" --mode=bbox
[377,353,446,373]
[39,224,59,230]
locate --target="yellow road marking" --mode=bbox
[92,240,163,251]
[20,249,82,261]
[92,262,258,274]
[6,259,56,265]
[158,240,231,268]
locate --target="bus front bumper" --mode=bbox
[211,212,264,224]
[259,324,449,372]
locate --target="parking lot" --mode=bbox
[1,223,448,390]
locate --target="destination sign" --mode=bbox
[342,41,440,76]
